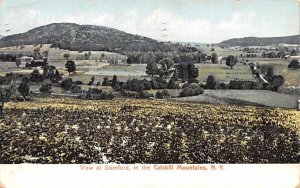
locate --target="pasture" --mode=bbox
[196,60,300,86]
[0,44,126,61]
[175,90,300,109]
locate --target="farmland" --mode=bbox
[0,97,299,163]
[175,90,300,109]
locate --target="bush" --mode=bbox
[206,75,217,89]
[168,79,180,89]
[288,60,299,70]
[180,83,204,97]
[229,80,255,89]
[71,85,82,94]
[18,82,30,98]
[156,89,170,99]
[61,78,73,91]
[216,82,229,89]
[40,84,52,94]
[99,91,114,100]
[73,80,84,85]
[139,90,154,99]
[86,88,114,100]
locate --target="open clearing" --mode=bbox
[0,44,126,61]
[175,90,300,109]
[196,60,300,86]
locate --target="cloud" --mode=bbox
[0,8,40,35]
[63,13,115,26]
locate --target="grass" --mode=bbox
[196,63,254,83]
[197,46,248,57]
[0,44,126,60]
[196,60,300,86]
[175,90,300,109]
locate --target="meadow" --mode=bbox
[175,90,300,109]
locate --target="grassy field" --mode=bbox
[196,63,254,83]
[1,97,299,163]
[196,60,300,86]
[0,44,126,61]
[175,90,300,109]
[197,46,248,57]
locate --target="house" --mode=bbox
[21,56,34,62]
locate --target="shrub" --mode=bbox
[71,85,82,94]
[206,75,217,89]
[288,60,299,70]
[40,84,52,94]
[139,90,154,99]
[61,78,73,91]
[156,89,170,99]
[180,83,204,97]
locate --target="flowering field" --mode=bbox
[0,98,299,163]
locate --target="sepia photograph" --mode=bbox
[0,0,299,187]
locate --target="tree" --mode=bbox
[18,82,30,99]
[187,63,199,81]
[271,75,284,92]
[226,55,237,69]
[157,58,175,78]
[63,53,70,60]
[175,64,189,81]
[102,77,110,86]
[168,78,180,89]
[171,68,179,81]
[291,49,298,56]
[40,84,52,94]
[61,78,73,91]
[288,60,299,70]
[88,76,95,85]
[146,61,158,77]
[65,60,76,75]
[15,58,21,67]
[101,53,105,61]
[43,50,49,57]
[111,75,118,87]
[180,83,204,97]
[84,52,91,60]
[30,69,43,82]
[155,90,170,99]
[206,75,217,89]
[211,53,218,64]
[264,67,274,82]
[0,86,15,115]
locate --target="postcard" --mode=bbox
[0,0,299,187]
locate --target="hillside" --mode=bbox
[0,35,4,39]
[175,90,299,109]
[0,23,178,53]
[218,35,300,47]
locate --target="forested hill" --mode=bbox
[218,35,300,47]
[0,23,181,53]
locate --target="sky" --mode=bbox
[0,0,299,43]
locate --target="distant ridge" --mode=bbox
[218,35,300,47]
[0,23,178,53]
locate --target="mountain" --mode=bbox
[0,23,178,53]
[218,35,300,47]
[0,35,4,39]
